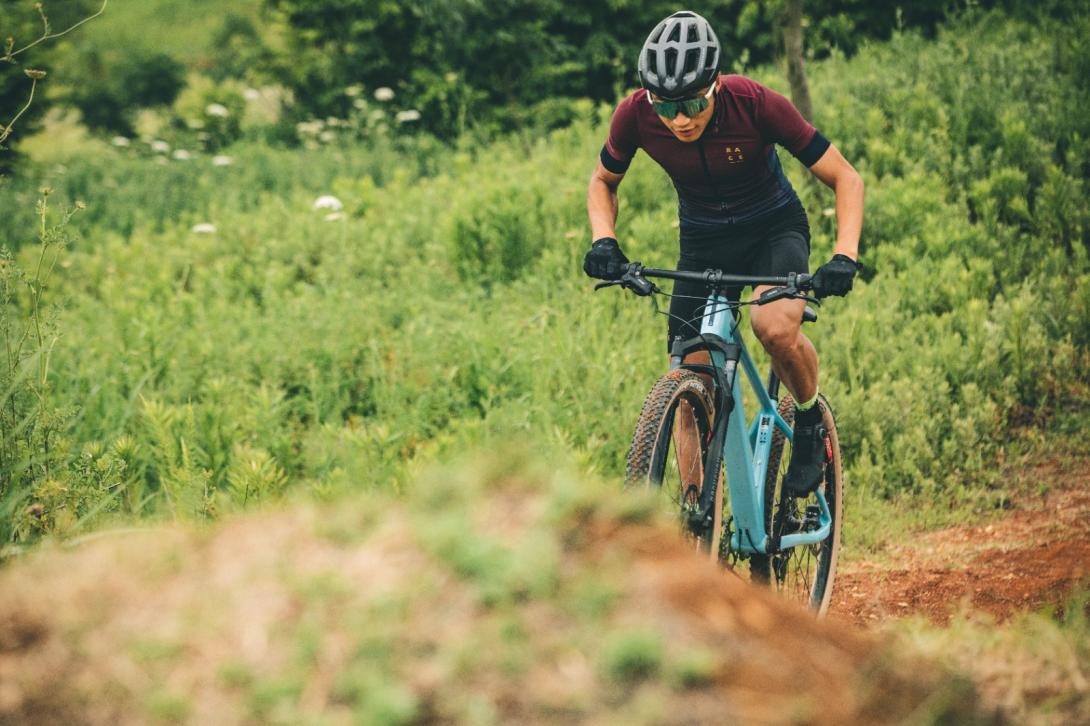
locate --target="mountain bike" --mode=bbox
[598,263,843,614]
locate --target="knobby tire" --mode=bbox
[624,369,722,560]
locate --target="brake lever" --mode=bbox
[593,268,658,297]
[757,286,822,306]
[757,287,791,304]
[625,273,657,297]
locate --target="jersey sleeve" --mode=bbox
[600,93,641,174]
[757,83,830,167]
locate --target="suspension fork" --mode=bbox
[689,343,741,535]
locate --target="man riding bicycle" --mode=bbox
[584,10,864,496]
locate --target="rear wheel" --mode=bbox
[753,394,843,614]
[625,370,721,560]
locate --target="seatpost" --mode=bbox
[767,371,781,399]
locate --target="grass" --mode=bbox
[71,0,264,65]
[0,12,1087,566]
[891,591,1090,724]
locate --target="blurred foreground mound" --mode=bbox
[0,452,986,725]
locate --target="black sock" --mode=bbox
[795,403,822,426]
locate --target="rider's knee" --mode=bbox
[751,318,799,357]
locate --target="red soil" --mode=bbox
[830,463,1090,626]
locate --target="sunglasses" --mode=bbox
[646,83,716,119]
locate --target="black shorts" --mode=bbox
[667,199,810,349]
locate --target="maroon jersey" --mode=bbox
[601,74,829,222]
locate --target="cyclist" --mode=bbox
[584,10,863,496]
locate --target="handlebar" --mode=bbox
[594,262,819,305]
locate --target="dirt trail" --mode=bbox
[831,461,1090,626]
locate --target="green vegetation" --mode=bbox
[3,4,1088,722]
[893,592,1090,724]
[1,8,1088,550]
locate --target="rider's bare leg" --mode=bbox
[748,286,817,403]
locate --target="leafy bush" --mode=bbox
[0,9,1089,546]
[65,48,186,135]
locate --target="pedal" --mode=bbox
[803,505,821,531]
[782,511,804,534]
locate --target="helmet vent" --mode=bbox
[687,25,699,43]
[665,47,678,76]
[666,23,682,43]
[684,48,700,75]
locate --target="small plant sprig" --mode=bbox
[0,0,108,146]
[1,188,83,518]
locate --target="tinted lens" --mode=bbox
[651,99,679,117]
[651,95,709,118]
[678,96,710,117]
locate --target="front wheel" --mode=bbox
[625,370,721,560]
[752,393,843,615]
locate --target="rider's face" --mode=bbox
[650,84,716,143]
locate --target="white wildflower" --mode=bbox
[205,103,230,118]
[344,84,363,97]
[151,140,170,153]
[212,155,233,167]
[313,195,344,211]
[172,149,192,161]
[395,109,421,123]
[324,211,346,222]
[374,87,395,102]
[353,98,368,110]
[319,130,336,143]
[243,87,261,101]
[822,207,835,217]
[111,136,131,147]
[191,223,217,234]
[295,120,324,136]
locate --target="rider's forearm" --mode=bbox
[833,171,864,260]
[587,176,620,240]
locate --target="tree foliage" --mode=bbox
[261,0,1075,138]
[0,0,102,162]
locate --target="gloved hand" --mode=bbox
[582,237,630,280]
[812,253,862,298]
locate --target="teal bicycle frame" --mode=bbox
[673,290,833,556]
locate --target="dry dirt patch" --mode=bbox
[832,462,1090,625]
